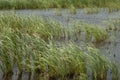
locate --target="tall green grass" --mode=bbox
[0,0,120,10]
[0,31,118,79]
[106,19,120,32]
[0,12,109,44]
[0,12,65,41]
[0,12,119,79]
[73,22,109,44]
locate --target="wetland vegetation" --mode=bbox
[0,12,119,80]
[0,0,120,12]
[0,0,120,80]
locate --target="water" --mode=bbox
[14,8,120,26]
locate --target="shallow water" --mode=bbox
[0,8,120,80]
[100,31,120,67]
[14,8,120,27]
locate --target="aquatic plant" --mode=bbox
[86,46,111,80]
[69,4,77,14]
[0,12,65,41]
[73,22,109,44]
[0,27,14,79]
[0,12,119,80]
[107,2,120,13]
[0,12,110,44]
[106,19,120,32]
[24,42,118,80]
[0,27,48,79]
[84,7,99,14]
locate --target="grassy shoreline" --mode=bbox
[0,0,120,11]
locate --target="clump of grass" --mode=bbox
[24,42,118,80]
[69,4,77,14]
[0,27,14,79]
[84,7,99,14]
[107,2,120,13]
[0,12,65,41]
[102,19,120,44]
[85,25,108,44]
[73,22,109,44]
[86,46,118,80]
[106,19,120,32]
[0,27,48,79]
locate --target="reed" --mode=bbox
[69,4,77,14]
[73,22,109,44]
[0,12,65,41]
[24,42,118,80]
[106,19,120,32]
[0,13,109,44]
[0,13,119,79]
[84,7,99,14]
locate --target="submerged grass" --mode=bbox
[0,12,119,80]
[0,0,120,11]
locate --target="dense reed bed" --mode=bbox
[0,13,119,80]
[0,0,120,11]
[0,13,109,44]
[73,22,109,43]
[0,31,118,80]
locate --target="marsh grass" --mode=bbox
[0,12,110,44]
[0,28,48,79]
[0,12,65,41]
[0,27,14,79]
[105,19,120,44]
[84,7,99,14]
[24,42,118,80]
[106,19,120,32]
[107,3,120,13]
[69,4,77,14]
[0,0,119,10]
[73,22,109,44]
[0,12,119,80]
